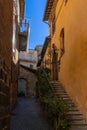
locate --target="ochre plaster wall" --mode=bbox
[50,0,87,120]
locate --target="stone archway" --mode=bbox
[18,78,27,96]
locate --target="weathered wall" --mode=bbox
[50,0,87,120]
[0,0,19,114]
[0,0,13,129]
[19,50,38,70]
[0,0,13,70]
[10,62,18,110]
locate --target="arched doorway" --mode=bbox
[18,78,27,96]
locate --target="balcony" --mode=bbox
[19,19,29,51]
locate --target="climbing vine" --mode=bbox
[35,68,70,130]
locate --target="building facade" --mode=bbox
[43,0,87,121]
[18,65,37,97]
[11,0,25,110]
[0,0,25,129]
[19,49,37,97]
[19,19,29,51]
[0,1,13,129]
[19,49,38,70]
[35,45,43,61]
[37,37,51,70]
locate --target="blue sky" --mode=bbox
[25,0,49,49]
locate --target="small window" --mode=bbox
[60,28,64,58]
[65,0,68,5]
[52,15,55,35]
[30,64,33,69]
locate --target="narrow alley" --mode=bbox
[1,0,87,130]
[10,97,51,130]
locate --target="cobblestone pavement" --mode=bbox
[10,97,51,130]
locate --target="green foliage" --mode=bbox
[35,68,69,130]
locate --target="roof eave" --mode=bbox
[43,0,54,21]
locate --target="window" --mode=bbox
[30,64,33,69]
[60,28,64,58]
[65,0,68,5]
[52,15,55,35]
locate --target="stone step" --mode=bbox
[52,84,62,86]
[52,85,62,88]
[70,127,87,130]
[53,89,65,92]
[67,111,82,116]
[50,81,87,130]
[52,85,63,88]
[53,88,66,91]
[53,93,74,105]
[56,95,73,101]
[68,112,83,117]
[70,122,87,127]
[62,97,72,100]
[62,99,72,103]
[69,120,87,125]
[50,84,61,87]
[69,115,84,120]
[67,109,82,114]
[64,100,74,105]
[50,81,60,84]
[56,92,67,95]
[69,107,79,111]
[56,93,68,96]
[54,89,66,92]
[52,87,64,90]
[56,94,69,98]
[57,94,70,98]
[69,103,77,108]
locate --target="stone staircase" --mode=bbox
[49,81,87,130]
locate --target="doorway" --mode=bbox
[18,78,27,96]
